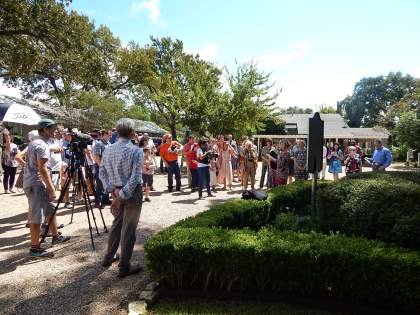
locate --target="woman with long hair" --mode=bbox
[327,142,344,181]
[218,141,236,190]
[2,133,20,193]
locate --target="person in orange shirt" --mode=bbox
[159,134,183,192]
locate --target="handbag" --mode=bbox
[15,169,24,189]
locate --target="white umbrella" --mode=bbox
[0,103,41,125]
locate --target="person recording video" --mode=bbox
[195,138,215,200]
[159,134,183,192]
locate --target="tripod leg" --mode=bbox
[79,169,100,236]
[69,174,77,224]
[40,174,72,244]
[78,168,96,250]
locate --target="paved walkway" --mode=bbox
[0,161,414,314]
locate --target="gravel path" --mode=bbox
[0,161,247,315]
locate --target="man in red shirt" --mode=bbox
[183,135,198,192]
[159,134,183,192]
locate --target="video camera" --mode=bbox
[70,132,93,152]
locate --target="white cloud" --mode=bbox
[246,40,313,68]
[186,43,219,62]
[132,0,162,25]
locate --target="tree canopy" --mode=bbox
[338,72,416,127]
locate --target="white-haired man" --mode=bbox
[99,118,144,278]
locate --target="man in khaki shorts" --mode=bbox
[23,118,70,258]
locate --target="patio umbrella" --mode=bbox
[0,102,41,125]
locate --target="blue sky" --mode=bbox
[3,0,420,110]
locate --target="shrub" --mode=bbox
[274,213,299,231]
[145,227,420,312]
[175,199,270,230]
[343,171,420,185]
[269,180,331,217]
[317,178,420,248]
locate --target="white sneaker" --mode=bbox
[4,190,9,194]
[9,188,16,193]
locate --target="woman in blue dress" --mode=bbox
[327,142,344,181]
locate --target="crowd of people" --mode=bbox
[0,117,393,275]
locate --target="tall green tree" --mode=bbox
[395,111,420,150]
[339,72,416,127]
[208,61,278,137]
[133,37,189,138]
[0,0,130,107]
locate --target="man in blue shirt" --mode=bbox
[100,118,143,278]
[372,139,392,172]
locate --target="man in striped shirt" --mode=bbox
[99,118,144,278]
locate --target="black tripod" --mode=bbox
[40,150,108,250]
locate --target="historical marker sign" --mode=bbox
[307,112,324,219]
[308,112,324,173]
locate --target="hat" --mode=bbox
[37,118,57,130]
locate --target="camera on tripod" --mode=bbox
[70,132,93,152]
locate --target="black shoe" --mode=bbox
[168,188,173,192]
[176,187,181,192]
[102,253,120,267]
[198,195,204,200]
[207,193,215,197]
[144,197,151,202]
[191,188,197,193]
[117,265,143,278]
[30,247,54,258]
[57,224,65,229]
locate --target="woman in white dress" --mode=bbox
[218,141,236,190]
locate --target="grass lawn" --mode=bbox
[147,298,339,315]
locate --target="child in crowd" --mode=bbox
[142,146,155,202]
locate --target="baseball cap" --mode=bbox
[37,118,57,130]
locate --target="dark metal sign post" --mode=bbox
[307,112,324,219]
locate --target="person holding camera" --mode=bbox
[24,119,71,258]
[159,134,183,192]
[196,138,215,200]
[327,142,344,181]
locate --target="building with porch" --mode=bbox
[253,113,389,155]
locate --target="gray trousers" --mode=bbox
[104,185,142,271]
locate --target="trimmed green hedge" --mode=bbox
[145,227,420,311]
[318,178,420,248]
[343,171,420,185]
[145,171,420,311]
[175,199,270,230]
[269,180,331,217]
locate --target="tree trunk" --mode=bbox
[170,123,177,139]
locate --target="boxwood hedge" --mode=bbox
[269,180,331,217]
[317,178,420,248]
[175,199,270,230]
[145,227,420,311]
[145,171,420,311]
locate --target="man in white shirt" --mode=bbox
[47,129,64,191]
